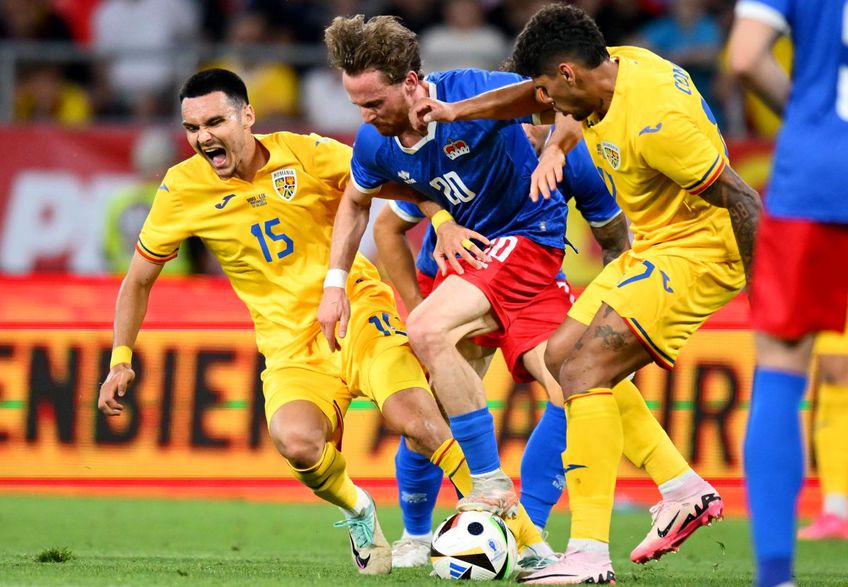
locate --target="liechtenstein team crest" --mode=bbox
[272,168,297,201]
[598,141,621,170]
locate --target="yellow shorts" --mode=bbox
[262,279,430,429]
[569,249,744,369]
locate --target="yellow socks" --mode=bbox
[430,438,544,550]
[564,389,622,543]
[614,378,689,485]
[288,442,358,510]
[815,383,848,499]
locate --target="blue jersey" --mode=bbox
[351,69,568,249]
[737,0,848,223]
[391,137,621,279]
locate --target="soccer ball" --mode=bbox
[430,511,518,580]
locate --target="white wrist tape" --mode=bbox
[323,268,349,289]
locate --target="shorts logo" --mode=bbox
[597,141,621,170]
[443,138,470,160]
[272,168,297,201]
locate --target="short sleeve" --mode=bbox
[638,110,726,195]
[735,0,790,34]
[136,176,190,264]
[282,132,353,192]
[389,200,425,223]
[350,124,390,193]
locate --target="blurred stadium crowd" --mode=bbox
[2,0,783,139]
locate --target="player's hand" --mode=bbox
[433,221,491,276]
[317,287,350,352]
[98,364,135,416]
[409,98,457,133]
[531,143,565,202]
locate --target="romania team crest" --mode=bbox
[598,141,621,170]
[272,168,297,201]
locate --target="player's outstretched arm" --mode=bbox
[409,80,553,133]
[589,212,630,266]
[698,165,762,285]
[98,252,164,416]
[317,182,374,351]
[727,16,789,116]
[373,204,425,312]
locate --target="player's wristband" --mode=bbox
[431,210,455,232]
[323,268,349,289]
[110,345,132,368]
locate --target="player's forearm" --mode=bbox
[329,191,371,272]
[375,231,424,311]
[589,212,630,266]
[699,166,762,284]
[545,113,583,154]
[453,80,549,121]
[112,272,154,350]
[728,18,789,116]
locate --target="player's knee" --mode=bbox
[269,421,326,468]
[558,354,609,396]
[406,311,447,362]
[544,344,567,381]
[398,417,446,456]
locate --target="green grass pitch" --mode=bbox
[0,495,845,585]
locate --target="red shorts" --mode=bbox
[430,235,569,382]
[751,212,848,339]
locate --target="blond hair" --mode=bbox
[325,15,422,84]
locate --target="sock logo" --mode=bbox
[563,464,587,474]
[401,491,428,504]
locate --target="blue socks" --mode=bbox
[521,402,567,528]
[395,436,443,536]
[744,367,806,587]
[448,407,501,475]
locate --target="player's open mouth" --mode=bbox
[203,146,228,168]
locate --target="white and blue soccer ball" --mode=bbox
[430,511,518,580]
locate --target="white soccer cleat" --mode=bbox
[517,548,616,584]
[333,492,391,575]
[391,537,430,568]
[457,469,520,519]
[630,482,724,564]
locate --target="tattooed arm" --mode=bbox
[589,212,630,266]
[698,165,762,285]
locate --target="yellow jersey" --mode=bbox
[137,131,386,357]
[582,46,739,262]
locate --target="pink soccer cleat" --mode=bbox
[798,513,848,540]
[630,483,724,564]
[517,548,616,585]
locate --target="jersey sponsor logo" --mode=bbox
[247,193,267,208]
[158,183,169,192]
[397,170,417,184]
[272,168,297,201]
[597,141,621,170]
[214,194,236,209]
[443,138,470,160]
[563,463,587,474]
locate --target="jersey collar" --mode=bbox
[394,80,438,154]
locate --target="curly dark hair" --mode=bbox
[512,4,609,78]
[324,15,422,84]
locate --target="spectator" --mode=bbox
[91,0,199,119]
[636,0,723,115]
[0,0,73,41]
[375,0,440,34]
[420,0,509,72]
[14,64,91,125]
[206,11,299,124]
[102,128,212,275]
[300,67,363,135]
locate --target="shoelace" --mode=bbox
[334,511,375,549]
[648,501,666,524]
